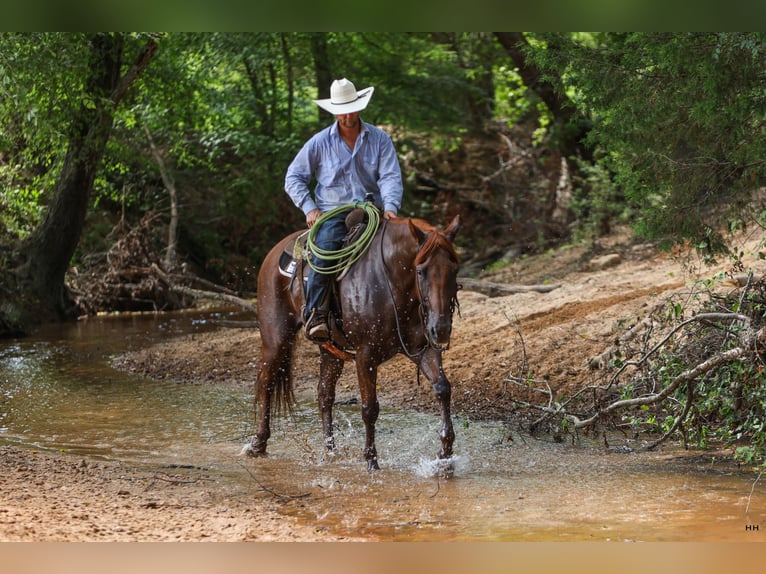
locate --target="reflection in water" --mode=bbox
[1,311,765,541]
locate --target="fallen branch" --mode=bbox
[151,472,212,485]
[604,312,750,390]
[169,284,258,315]
[151,263,258,315]
[460,277,559,297]
[574,346,744,429]
[238,463,311,500]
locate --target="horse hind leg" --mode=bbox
[248,337,297,457]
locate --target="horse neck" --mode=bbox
[380,219,420,271]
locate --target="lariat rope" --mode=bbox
[305,200,381,274]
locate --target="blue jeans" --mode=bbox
[304,213,348,321]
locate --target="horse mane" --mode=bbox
[413,224,459,266]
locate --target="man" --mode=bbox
[285,78,404,342]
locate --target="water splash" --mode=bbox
[413,454,470,478]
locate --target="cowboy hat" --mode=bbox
[313,78,374,115]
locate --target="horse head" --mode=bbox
[408,215,461,351]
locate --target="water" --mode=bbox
[0,311,251,463]
[1,311,765,541]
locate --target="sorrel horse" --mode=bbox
[246,214,461,471]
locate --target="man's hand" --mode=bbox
[306,208,322,228]
[383,210,397,220]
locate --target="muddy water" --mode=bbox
[2,312,766,541]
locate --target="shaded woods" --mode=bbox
[1,32,588,332]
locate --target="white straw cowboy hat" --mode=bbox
[313,78,374,115]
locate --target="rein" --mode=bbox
[380,221,428,362]
[381,220,459,359]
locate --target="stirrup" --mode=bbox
[304,309,330,342]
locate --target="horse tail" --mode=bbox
[272,341,297,417]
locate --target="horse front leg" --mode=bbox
[355,354,380,471]
[420,349,455,460]
[318,348,345,452]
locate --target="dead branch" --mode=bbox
[167,272,239,296]
[574,346,744,429]
[513,311,756,433]
[588,316,657,370]
[238,463,310,500]
[151,264,258,315]
[603,312,750,391]
[644,380,696,451]
[460,277,559,297]
[169,284,258,315]
[151,472,211,485]
[481,132,530,184]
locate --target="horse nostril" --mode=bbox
[429,322,452,349]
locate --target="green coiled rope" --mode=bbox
[305,200,381,275]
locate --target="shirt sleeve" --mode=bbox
[284,139,319,215]
[376,134,403,214]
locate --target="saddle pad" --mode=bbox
[278,250,299,278]
[279,231,309,278]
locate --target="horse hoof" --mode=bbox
[437,459,455,479]
[367,459,381,472]
[239,442,267,458]
[416,456,457,478]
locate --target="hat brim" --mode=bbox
[313,86,374,115]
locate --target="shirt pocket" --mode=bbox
[359,148,379,174]
[317,156,344,187]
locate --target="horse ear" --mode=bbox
[444,214,461,243]
[408,218,427,245]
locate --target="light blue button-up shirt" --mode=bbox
[285,120,403,215]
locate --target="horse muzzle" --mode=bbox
[426,322,452,351]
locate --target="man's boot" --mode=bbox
[304,307,330,342]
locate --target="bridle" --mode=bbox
[414,252,461,351]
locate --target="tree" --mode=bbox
[7,33,157,328]
[310,33,333,124]
[494,32,593,164]
[528,32,766,254]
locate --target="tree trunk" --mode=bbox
[15,33,158,324]
[310,33,333,123]
[281,33,294,134]
[243,55,275,137]
[493,32,592,163]
[144,126,179,272]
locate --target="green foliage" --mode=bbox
[531,32,766,255]
[5,31,766,300]
[0,33,89,236]
[622,278,766,466]
[0,185,45,238]
[569,157,630,240]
